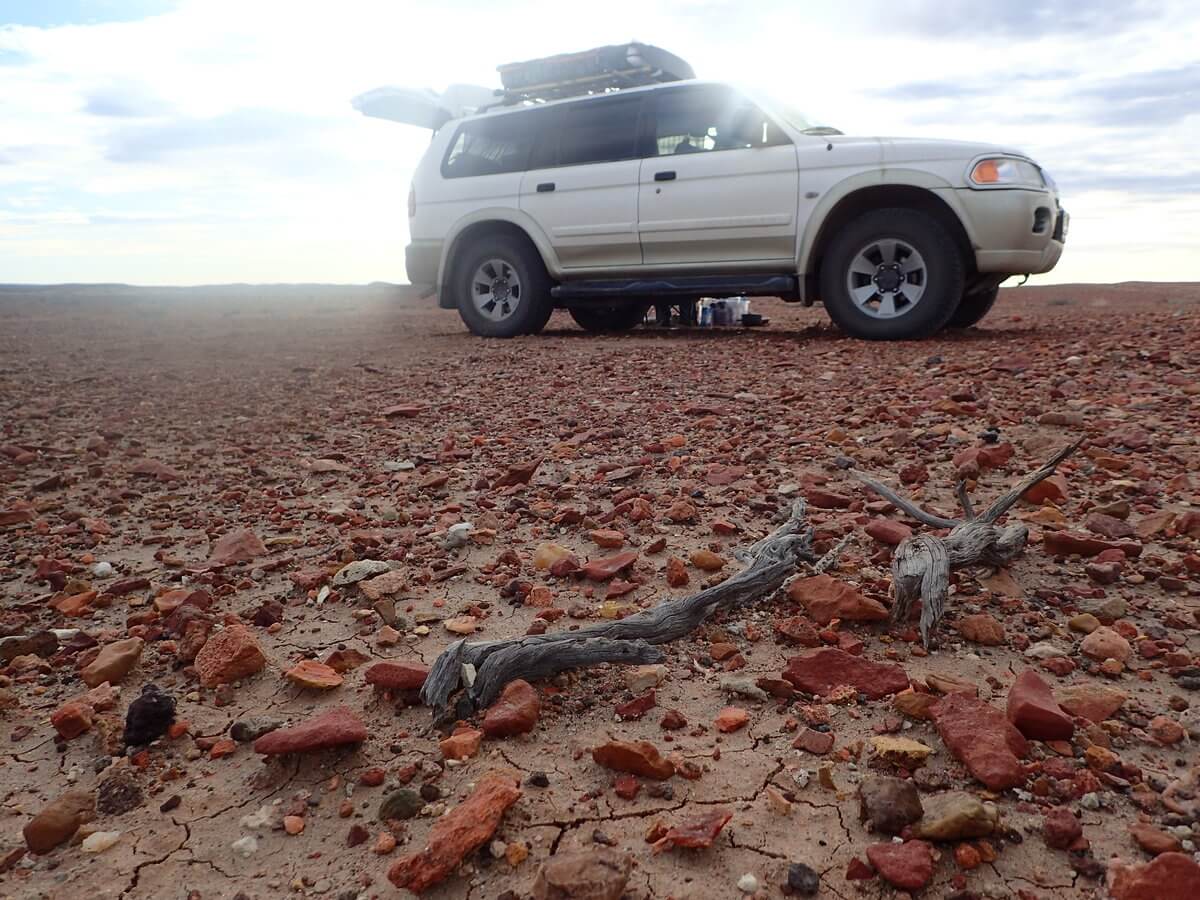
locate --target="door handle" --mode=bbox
[536,182,555,192]
[654,171,676,181]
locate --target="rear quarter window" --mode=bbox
[441,112,534,178]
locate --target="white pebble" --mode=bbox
[231,835,258,858]
[92,562,114,578]
[81,831,120,853]
[737,873,759,893]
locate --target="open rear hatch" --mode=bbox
[351,84,497,130]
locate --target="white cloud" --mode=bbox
[0,0,1198,284]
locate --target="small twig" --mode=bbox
[955,480,975,521]
[813,533,854,574]
[853,473,960,529]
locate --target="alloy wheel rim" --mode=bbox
[472,259,522,321]
[845,238,928,319]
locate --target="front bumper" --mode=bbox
[955,186,1066,275]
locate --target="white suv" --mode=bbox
[363,45,1066,340]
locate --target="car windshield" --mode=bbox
[753,94,841,136]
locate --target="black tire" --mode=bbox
[946,285,999,329]
[820,208,965,340]
[453,234,553,338]
[568,302,647,333]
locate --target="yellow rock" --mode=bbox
[533,543,572,570]
[870,735,933,768]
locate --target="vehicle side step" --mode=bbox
[551,274,796,300]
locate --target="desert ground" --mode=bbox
[1,282,1198,900]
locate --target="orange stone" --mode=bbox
[285,659,343,690]
[715,706,749,733]
[440,727,482,761]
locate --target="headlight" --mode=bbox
[968,157,1045,189]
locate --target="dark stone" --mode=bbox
[96,767,143,816]
[230,717,282,742]
[378,789,423,822]
[528,772,550,788]
[786,862,820,895]
[159,795,181,813]
[123,684,175,746]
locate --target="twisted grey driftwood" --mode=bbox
[856,439,1083,648]
[420,500,816,719]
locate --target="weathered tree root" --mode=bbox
[420,500,817,720]
[855,439,1083,648]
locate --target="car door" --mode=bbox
[638,85,799,266]
[519,93,646,269]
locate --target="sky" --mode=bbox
[1,0,1198,286]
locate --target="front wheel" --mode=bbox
[819,208,965,340]
[945,285,999,329]
[568,302,647,333]
[454,235,553,338]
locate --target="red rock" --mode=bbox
[81,637,143,687]
[1148,716,1184,745]
[782,648,909,699]
[792,728,835,754]
[495,458,541,487]
[1107,853,1200,900]
[581,551,638,581]
[208,528,267,565]
[664,499,696,523]
[481,679,540,737]
[1080,626,1132,662]
[129,458,184,481]
[194,625,266,687]
[1006,670,1074,741]
[532,848,632,900]
[651,808,733,853]
[253,706,368,754]
[589,528,625,548]
[440,727,482,760]
[1023,473,1068,504]
[956,613,1006,645]
[365,661,430,691]
[1129,823,1182,856]
[714,706,749,733]
[615,690,656,721]
[1056,683,1127,722]
[613,774,640,800]
[845,857,875,881]
[51,700,94,740]
[23,791,95,854]
[381,403,423,418]
[865,840,934,890]
[1044,531,1141,558]
[359,569,408,601]
[865,518,912,545]
[1043,806,1083,849]
[931,693,1028,791]
[592,740,675,780]
[323,648,370,673]
[388,770,521,893]
[786,575,888,625]
[805,488,853,509]
[893,688,938,721]
[665,556,689,587]
[775,616,821,646]
[660,709,687,730]
[1086,512,1135,540]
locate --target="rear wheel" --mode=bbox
[946,285,999,329]
[454,235,552,338]
[568,302,647,333]
[819,208,965,340]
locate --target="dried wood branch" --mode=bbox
[859,439,1083,648]
[420,500,816,719]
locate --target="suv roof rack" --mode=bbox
[495,43,695,104]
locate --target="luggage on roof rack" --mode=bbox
[496,43,694,103]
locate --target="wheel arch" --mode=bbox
[800,175,976,302]
[437,210,559,309]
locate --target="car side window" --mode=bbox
[441,112,534,178]
[653,88,789,156]
[554,95,644,167]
